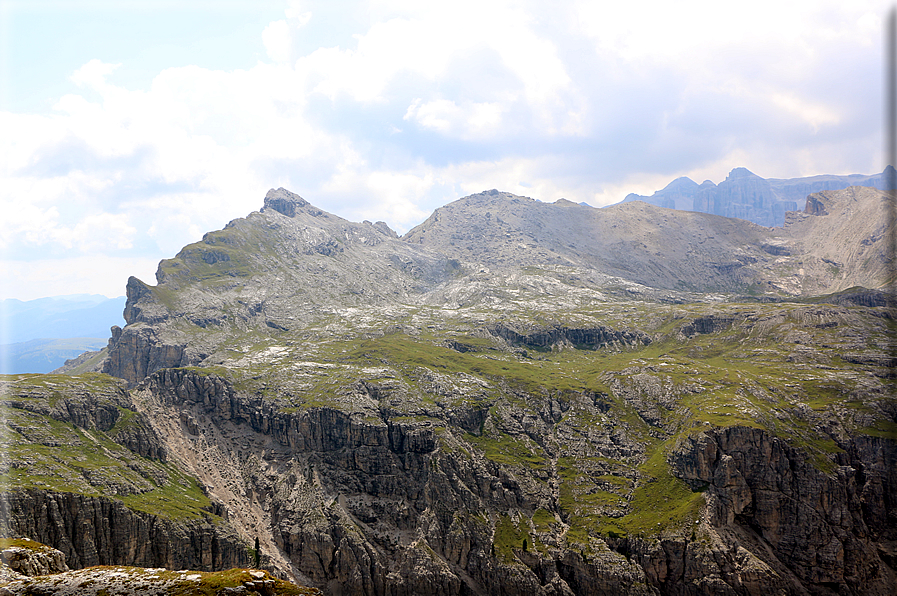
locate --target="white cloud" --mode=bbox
[58,213,137,251]
[263,20,292,64]
[285,0,312,27]
[360,170,433,230]
[404,99,504,139]
[0,255,159,302]
[770,93,841,133]
[70,59,121,90]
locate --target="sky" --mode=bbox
[0,0,890,301]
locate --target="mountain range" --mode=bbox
[0,295,125,374]
[618,167,890,226]
[1,185,895,596]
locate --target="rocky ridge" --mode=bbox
[0,556,321,595]
[97,186,892,387]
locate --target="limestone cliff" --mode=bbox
[0,539,67,578]
[0,490,247,571]
[0,373,251,575]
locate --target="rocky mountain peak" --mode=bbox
[725,166,759,179]
[364,220,398,238]
[804,193,830,215]
[123,276,153,325]
[262,187,310,217]
[662,176,699,192]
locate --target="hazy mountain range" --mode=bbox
[0,294,124,373]
[617,166,890,226]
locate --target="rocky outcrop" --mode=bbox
[120,276,179,327]
[263,187,310,217]
[5,381,128,433]
[142,368,441,456]
[679,315,735,337]
[804,194,829,216]
[102,324,186,387]
[490,323,651,351]
[0,490,249,572]
[0,543,68,577]
[669,427,897,595]
[2,375,167,461]
[0,563,321,595]
[112,417,169,461]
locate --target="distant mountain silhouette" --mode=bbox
[617,166,890,226]
[0,294,124,373]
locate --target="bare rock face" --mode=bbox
[490,323,651,351]
[102,323,186,387]
[692,167,781,226]
[125,355,897,596]
[130,367,664,596]
[0,563,321,595]
[0,490,248,572]
[263,187,310,217]
[622,166,885,227]
[1,543,68,577]
[670,427,897,594]
[401,186,891,297]
[805,194,829,216]
[1,373,167,460]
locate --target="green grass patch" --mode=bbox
[108,408,139,436]
[492,515,529,563]
[341,333,608,397]
[611,445,705,537]
[2,372,125,393]
[119,467,213,521]
[464,432,546,469]
[531,508,557,532]
[861,419,897,440]
[0,538,50,551]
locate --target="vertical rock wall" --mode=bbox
[0,490,249,572]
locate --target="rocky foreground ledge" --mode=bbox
[0,538,320,596]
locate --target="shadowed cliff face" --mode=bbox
[670,427,897,593]
[0,490,248,571]
[0,373,251,576]
[3,187,896,595]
